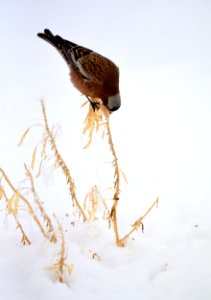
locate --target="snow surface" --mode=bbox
[0,0,211,299]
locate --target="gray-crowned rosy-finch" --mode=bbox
[37,29,121,112]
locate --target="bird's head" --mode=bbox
[106,93,121,112]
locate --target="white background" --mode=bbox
[0,1,211,299]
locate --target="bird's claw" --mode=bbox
[91,102,100,111]
[86,96,100,111]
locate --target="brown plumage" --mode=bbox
[37,29,121,111]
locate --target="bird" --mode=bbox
[37,29,121,112]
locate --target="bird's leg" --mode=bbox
[86,96,100,111]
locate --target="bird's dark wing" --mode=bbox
[37,29,93,71]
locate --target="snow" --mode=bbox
[1,0,211,299]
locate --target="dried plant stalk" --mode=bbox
[14,213,31,245]
[101,106,120,200]
[41,100,87,222]
[17,127,30,147]
[0,186,3,200]
[83,103,159,247]
[31,146,37,169]
[83,102,122,245]
[0,167,49,240]
[1,187,31,245]
[100,105,123,246]
[48,214,74,283]
[84,185,110,222]
[24,164,57,243]
[84,186,99,221]
[83,99,104,149]
[119,197,159,246]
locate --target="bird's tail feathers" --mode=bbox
[37,29,63,49]
[37,29,78,67]
[38,29,77,49]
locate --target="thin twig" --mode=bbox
[41,100,87,222]
[100,106,123,246]
[24,164,57,243]
[47,214,74,283]
[119,197,159,245]
[0,167,49,239]
[1,188,31,245]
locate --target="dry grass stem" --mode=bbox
[101,106,120,200]
[84,185,110,222]
[119,197,159,246]
[18,125,49,178]
[100,105,123,246]
[83,102,123,246]
[24,164,57,243]
[41,100,87,222]
[17,127,31,147]
[1,187,31,245]
[0,167,49,240]
[83,103,158,247]
[34,134,49,178]
[48,214,74,283]
[83,99,104,149]
[31,146,37,169]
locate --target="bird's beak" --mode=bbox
[107,93,121,111]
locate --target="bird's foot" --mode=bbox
[86,96,100,111]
